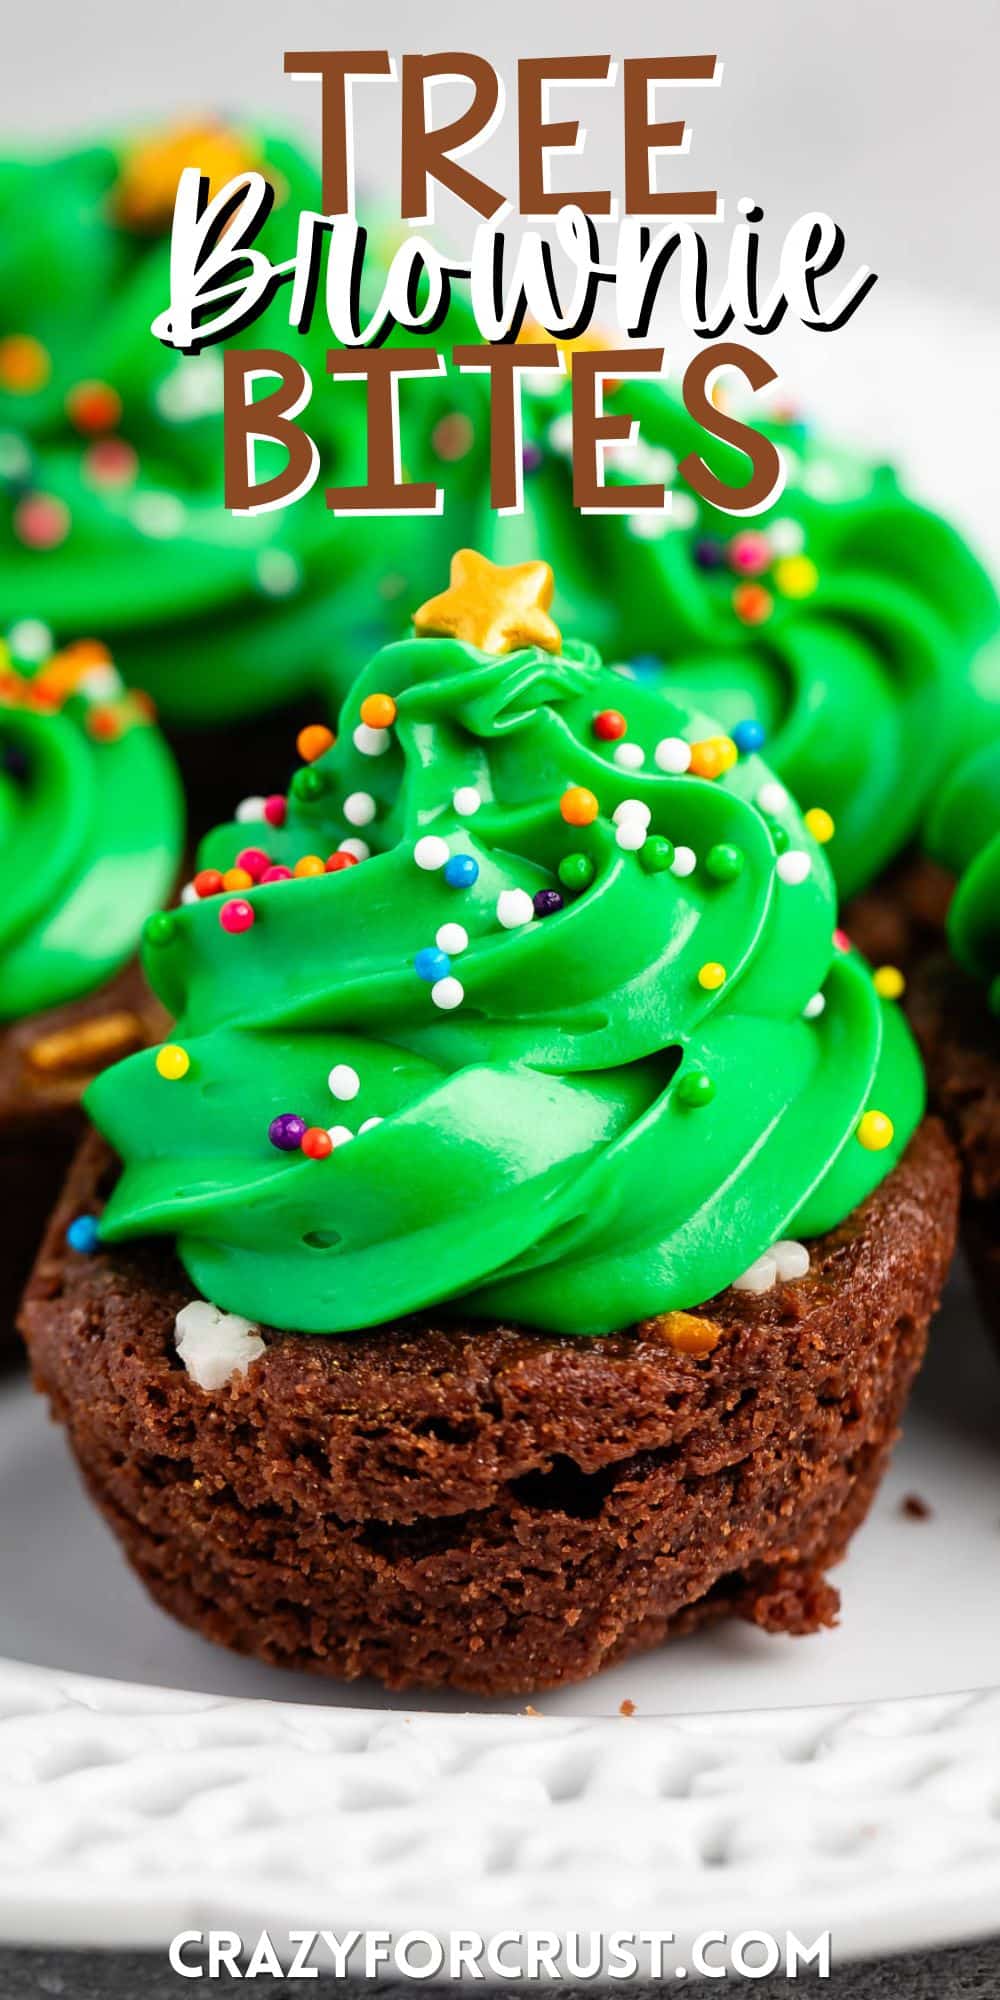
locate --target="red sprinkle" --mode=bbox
[326,851,360,872]
[592,708,627,742]
[301,1126,333,1159]
[261,865,292,883]
[193,868,224,898]
[263,794,287,828]
[219,899,255,934]
[833,927,851,953]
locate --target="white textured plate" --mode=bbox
[3,298,1000,1965]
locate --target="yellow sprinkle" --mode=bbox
[804,806,835,844]
[774,554,819,599]
[155,1044,190,1081]
[857,1109,894,1151]
[698,961,727,991]
[873,965,906,1001]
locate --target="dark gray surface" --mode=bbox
[1,1943,999,1997]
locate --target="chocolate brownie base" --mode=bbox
[1,967,166,1347]
[907,955,1000,1335]
[844,851,954,973]
[22,1121,958,1695]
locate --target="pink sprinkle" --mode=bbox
[729,530,771,575]
[833,927,851,953]
[236,846,270,883]
[263,795,287,828]
[14,493,71,550]
[84,438,138,489]
[219,899,255,934]
[261,865,292,883]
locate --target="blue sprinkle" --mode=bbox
[415,946,451,982]
[732,718,766,755]
[67,1214,99,1255]
[444,854,478,889]
[628,652,664,682]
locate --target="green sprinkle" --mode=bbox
[706,842,745,882]
[639,835,675,873]
[292,765,327,802]
[144,911,176,947]
[676,1070,716,1108]
[558,852,596,893]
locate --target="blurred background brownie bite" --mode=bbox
[0,621,182,1334]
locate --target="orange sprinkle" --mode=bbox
[222,867,253,891]
[560,785,599,827]
[360,691,397,729]
[293,854,326,878]
[296,723,334,763]
[86,706,123,741]
[733,582,774,625]
[0,333,51,393]
[689,735,737,779]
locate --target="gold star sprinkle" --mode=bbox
[114,123,262,232]
[413,551,562,657]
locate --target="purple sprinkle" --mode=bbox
[522,442,543,474]
[269,1112,307,1152]
[693,537,725,571]
[533,889,564,918]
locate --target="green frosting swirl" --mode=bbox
[474,369,999,900]
[0,141,483,725]
[0,637,182,1019]
[925,637,1000,1011]
[89,610,922,1336]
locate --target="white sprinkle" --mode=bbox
[671,492,698,527]
[655,737,692,774]
[548,413,574,456]
[803,992,826,1019]
[358,1116,383,1134]
[8,617,53,662]
[612,799,651,829]
[132,492,186,538]
[328,1063,360,1101]
[758,781,789,816]
[353,722,390,757]
[414,834,449,871]
[769,518,806,557]
[453,786,482,817]
[255,549,301,598]
[338,837,370,862]
[343,791,376,827]
[180,881,198,904]
[626,509,670,541]
[174,1300,264,1391]
[497,888,535,930]
[235,796,266,823]
[772,1240,811,1281]
[613,741,646,771]
[776,849,811,885]
[327,1125,354,1148]
[431,975,464,1010]
[616,818,647,852]
[671,846,697,877]
[436,922,469,954]
[78,665,122,701]
[732,1254,779,1296]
